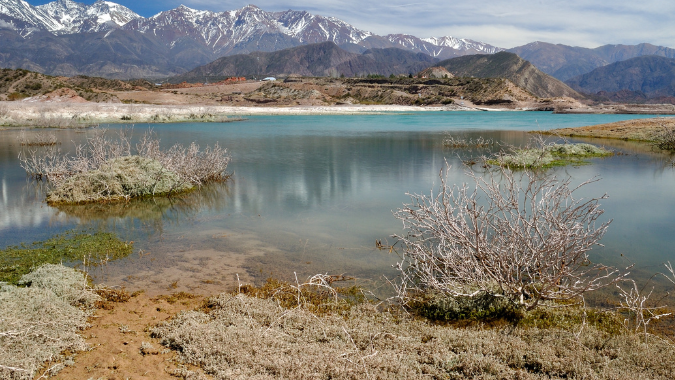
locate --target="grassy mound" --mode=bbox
[0,231,133,284]
[152,291,675,379]
[47,156,193,204]
[492,143,612,168]
[0,264,99,380]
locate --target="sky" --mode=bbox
[29,0,675,49]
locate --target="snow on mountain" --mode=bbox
[0,0,503,58]
[0,0,61,34]
[388,34,504,58]
[37,0,140,33]
[0,0,140,35]
[126,5,373,54]
[274,10,372,44]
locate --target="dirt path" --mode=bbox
[50,292,209,380]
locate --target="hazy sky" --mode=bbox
[29,0,675,49]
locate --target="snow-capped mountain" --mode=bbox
[0,0,139,35]
[37,0,140,33]
[0,0,506,78]
[123,5,375,55]
[386,34,503,59]
[0,0,500,58]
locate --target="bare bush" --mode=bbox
[18,128,230,203]
[17,130,59,146]
[616,279,671,339]
[444,136,496,148]
[652,125,675,151]
[392,165,623,310]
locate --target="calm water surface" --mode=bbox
[1,112,674,295]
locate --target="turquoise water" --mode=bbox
[1,112,673,294]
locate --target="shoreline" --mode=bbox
[0,102,496,128]
[536,116,675,141]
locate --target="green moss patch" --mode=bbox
[0,231,133,284]
[490,143,613,168]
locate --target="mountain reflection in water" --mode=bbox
[1,113,674,296]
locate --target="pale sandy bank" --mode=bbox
[0,102,486,127]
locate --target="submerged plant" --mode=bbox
[0,230,133,284]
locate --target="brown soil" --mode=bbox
[538,117,675,141]
[50,292,209,380]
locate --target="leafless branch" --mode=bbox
[392,164,625,310]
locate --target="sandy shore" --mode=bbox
[0,101,487,127]
[538,117,675,141]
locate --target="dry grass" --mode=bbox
[0,264,99,380]
[152,291,675,379]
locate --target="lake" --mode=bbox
[1,112,674,297]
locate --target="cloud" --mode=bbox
[30,0,675,49]
[0,20,17,30]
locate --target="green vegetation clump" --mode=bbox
[47,156,193,204]
[0,231,133,284]
[492,143,612,168]
[0,264,99,380]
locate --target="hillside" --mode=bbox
[171,42,438,83]
[0,67,153,101]
[436,52,582,99]
[509,42,675,81]
[564,56,675,103]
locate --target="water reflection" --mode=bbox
[1,115,674,296]
[53,183,232,235]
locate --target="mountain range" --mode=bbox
[565,56,675,103]
[172,42,438,82]
[508,42,675,81]
[176,44,578,100]
[0,0,502,78]
[1,0,674,102]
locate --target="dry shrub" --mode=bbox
[652,126,675,151]
[0,264,98,380]
[392,165,622,311]
[46,156,192,204]
[444,136,496,148]
[17,130,59,146]
[19,128,230,204]
[152,292,675,379]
